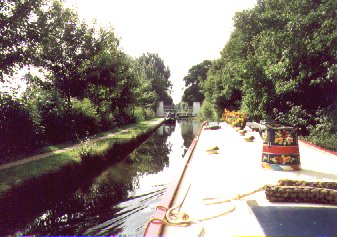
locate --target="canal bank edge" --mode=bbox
[0,118,165,196]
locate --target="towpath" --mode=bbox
[0,118,164,171]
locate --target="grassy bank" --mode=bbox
[0,118,164,195]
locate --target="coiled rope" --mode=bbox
[143,184,265,235]
[144,179,337,236]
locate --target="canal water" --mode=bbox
[0,119,200,236]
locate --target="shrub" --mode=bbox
[71,98,100,138]
[199,100,219,121]
[39,97,102,143]
[307,108,337,151]
[97,102,117,130]
[133,107,145,123]
[307,131,337,152]
[0,93,40,160]
[132,107,156,123]
[273,104,313,135]
[33,90,74,143]
[144,108,156,120]
[116,109,136,126]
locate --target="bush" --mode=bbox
[39,97,102,143]
[71,98,100,138]
[307,108,337,151]
[33,90,74,143]
[116,109,136,126]
[133,107,145,123]
[273,104,313,135]
[307,132,337,152]
[132,107,156,123]
[145,108,156,119]
[0,93,40,160]
[97,102,116,130]
[199,100,219,121]
[273,103,337,151]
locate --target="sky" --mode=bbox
[65,0,257,103]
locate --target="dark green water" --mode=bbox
[0,119,200,236]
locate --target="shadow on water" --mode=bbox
[0,119,200,236]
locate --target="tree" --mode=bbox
[1,0,176,158]
[133,60,157,110]
[33,0,99,102]
[202,0,336,120]
[0,0,45,81]
[85,29,140,125]
[137,53,173,106]
[200,0,336,149]
[182,60,211,105]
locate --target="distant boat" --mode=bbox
[176,112,194,119]
[164,113,176,124]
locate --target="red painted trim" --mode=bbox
[262,145,299,154]
[299,139,337,156]
[143,121,206,237]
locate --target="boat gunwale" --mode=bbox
[143,121,206,237]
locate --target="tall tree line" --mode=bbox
[0,0,172,160]
[183,0,336,150]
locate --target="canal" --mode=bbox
[0,119,200,236]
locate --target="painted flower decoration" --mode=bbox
[282,155,291,163]
[269,154,298,164]
[275,137,283,143]
[271,156,283,163]
[286,136,293,143]
[274,130,295,145]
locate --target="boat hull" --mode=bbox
[164,118,176,124]
[143,121,206,237]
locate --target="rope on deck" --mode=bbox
[202,185,267,205]
[144,179,337,236]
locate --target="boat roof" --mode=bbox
[145,122,337,236]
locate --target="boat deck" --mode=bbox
[153,122,337,236]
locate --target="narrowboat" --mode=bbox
[164,112,176,124]
[144,121,337,237]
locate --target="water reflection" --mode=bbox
[0,119,199,236]
[180,119,200,149]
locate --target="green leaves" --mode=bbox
[33,0,99,101]
[1,0,173,159]
[0,0,45,81]
[0,92,41,156]
[136,53,172,106]
[200,0,337,145]
[182,60,211,105]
